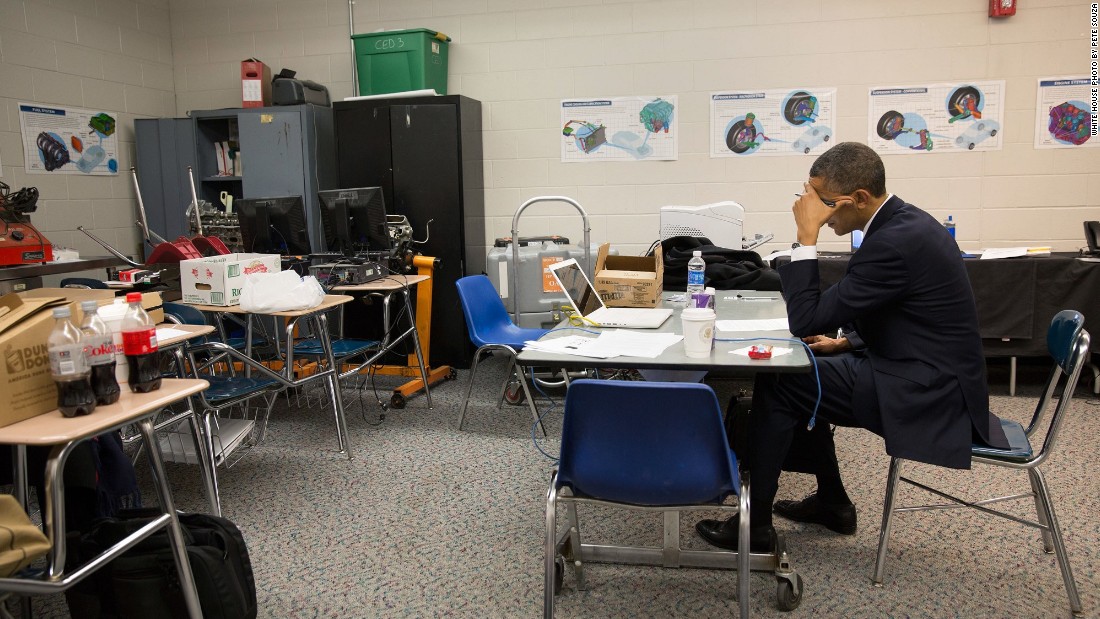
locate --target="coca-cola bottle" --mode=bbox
[120,292,161,393]
[79,300,121,405]
[47,306,97,417]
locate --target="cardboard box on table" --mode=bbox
[0,294,69,427]
[592,243,664,308]
[180,253,281,306]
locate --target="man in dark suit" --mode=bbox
[697,142,1009,551]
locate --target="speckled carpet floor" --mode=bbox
[25,356,1100,618]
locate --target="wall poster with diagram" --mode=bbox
[18,103,120,175]
[867,80,1005,155]
[560,96,678,162]
[1034,77,1095,149]
[710,88,836,157]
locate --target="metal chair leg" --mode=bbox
[1028,470,1054,553]
[872,457,903,585]
[518,364,547,438]
[1030,468,1083,615]
[544,481,558,619]
[565,500,585,590]
[738,473,750,619]
[458,348,487,430]
[496,356,516,410]
[189,408,221,517]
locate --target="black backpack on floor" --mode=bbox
[65,510,258,619]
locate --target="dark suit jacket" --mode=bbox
[780,196,1009,469]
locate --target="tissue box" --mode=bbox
[180,253,281,306]
[593,243,664,308]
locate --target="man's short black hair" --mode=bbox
[809,142,887,196]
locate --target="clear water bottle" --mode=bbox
[47,306,97,417]
[121,292,161,393]
[943,215,956,239]
[687,250,706,297]
[80,300,120,405]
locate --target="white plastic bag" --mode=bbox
[239,270,325,312]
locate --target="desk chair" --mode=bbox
[60,277,108,289]
[162,304,291,516]
[546,380,762,618]
[872,310,1090,616]
[455,275,548,432]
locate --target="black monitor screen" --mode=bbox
[318,187,391,254]
[236,196,312,255]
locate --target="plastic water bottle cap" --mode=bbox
[693,250,701,257]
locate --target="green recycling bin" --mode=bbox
[352,28,450,96]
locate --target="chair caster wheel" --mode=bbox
[390,393,406,409]
[503,381,526,405]
[776,573,803,611]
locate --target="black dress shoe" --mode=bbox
[773,493,857,535]
[695,516,776,553]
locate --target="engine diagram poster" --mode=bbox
[560,96,678,162]
[710,88,836,157]
[867,81,1005,155]
[1034,77,1095,149]
[18,103,119,175]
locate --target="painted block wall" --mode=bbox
[0,0,176,263]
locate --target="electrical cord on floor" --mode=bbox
[713,336,822,429]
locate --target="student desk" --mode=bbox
[0,379,210,618]
[186,295,357,458]
[333,274,441,409]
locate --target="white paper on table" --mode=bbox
[522,336,617,359]
[730,345,793,357]
[156,326,192,340]
[716,318,790,332]
[583,330,683,359]
[979,247,1028,260]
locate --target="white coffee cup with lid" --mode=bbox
[681,307,716,358]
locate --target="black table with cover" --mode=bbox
[777,252,1100,357]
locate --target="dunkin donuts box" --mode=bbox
[0,294,69,427]
[180,253,281,306]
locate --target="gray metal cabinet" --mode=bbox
[135,104,336,253]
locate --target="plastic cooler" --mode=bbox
[352,28,450,96]
[485,238,615,329]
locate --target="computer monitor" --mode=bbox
[235,196,312,255]
[317,187,391,255]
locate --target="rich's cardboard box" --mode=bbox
[180,253,280,306]
[0,294,69,427]
[241,58,272,108]
[593,243,664,308]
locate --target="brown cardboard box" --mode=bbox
[20,289,164,324]
[0,294,69,427]
[593,243,664,308]
[241,58,272,108]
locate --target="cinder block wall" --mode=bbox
[0,0,176,261]
[6,1,1095,270]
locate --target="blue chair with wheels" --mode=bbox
[546,380,777,618]
[60,277,108,289]
[873,309,1090,616]
[455,275,549,431]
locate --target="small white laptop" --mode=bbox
[547,259,673,329]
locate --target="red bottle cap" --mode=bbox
[126,292,142,303]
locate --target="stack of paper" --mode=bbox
[716,318,790,332]
[980,247,1052,260]
[524,331,684,359]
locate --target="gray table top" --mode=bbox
[517,290,811,374]
[0,256,126,280]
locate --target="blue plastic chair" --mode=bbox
[545,380,752,618]
[60,277,108,289]
[873,310,1091,615]
[455,275,549,431]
